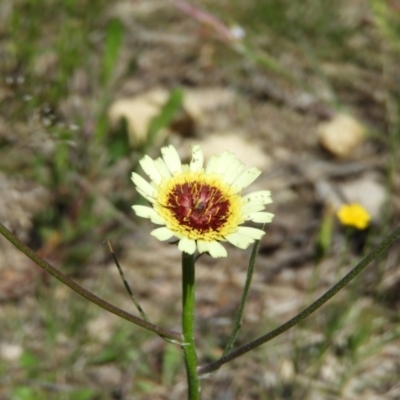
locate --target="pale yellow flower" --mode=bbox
[132,145,274,258]
[337,203,371,230]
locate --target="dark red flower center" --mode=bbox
[167,182,230,232]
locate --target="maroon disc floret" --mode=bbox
[167,182,230,232]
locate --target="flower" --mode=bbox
[132,145,274,258]
[337,203,371,230]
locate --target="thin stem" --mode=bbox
[223,230,263,355]
[199,225,400,375]
[0,222,182,343]
[107,240,149,321]
[181,252,200,400]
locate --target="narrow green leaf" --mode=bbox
[101,18,124,85]
[144,88,184,150]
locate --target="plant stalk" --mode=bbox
[223,231,263,355]
[181,252,200,399]
[199,224,400,375]
[0,222,182,342]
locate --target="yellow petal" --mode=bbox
[190,145,204,172]
[139,155,163,184]
[245,212,274,223]
[151,227,175,241]
[161,145,182,175]
[232,168,261,192]
[178,237,196,254]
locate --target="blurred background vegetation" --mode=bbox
[0,1,400,399]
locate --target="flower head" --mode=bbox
[337,203,371,230]
[132,145,274,258]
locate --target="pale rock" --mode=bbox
[0,342,23,362]
[318,113,365,157]
[338,175,385,220]
[183,88,236,121]
[279,359,295,382]
[197,133,272,170]
[108,88,169,145]
[108,87,236,146]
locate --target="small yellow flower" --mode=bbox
[337,203,371,230]
[132,145,274,258]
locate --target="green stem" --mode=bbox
[181,252,200,400]
[199,225,400,375]
[223,232,263,355]
[0,222,182,342]
[107,240,150,322]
